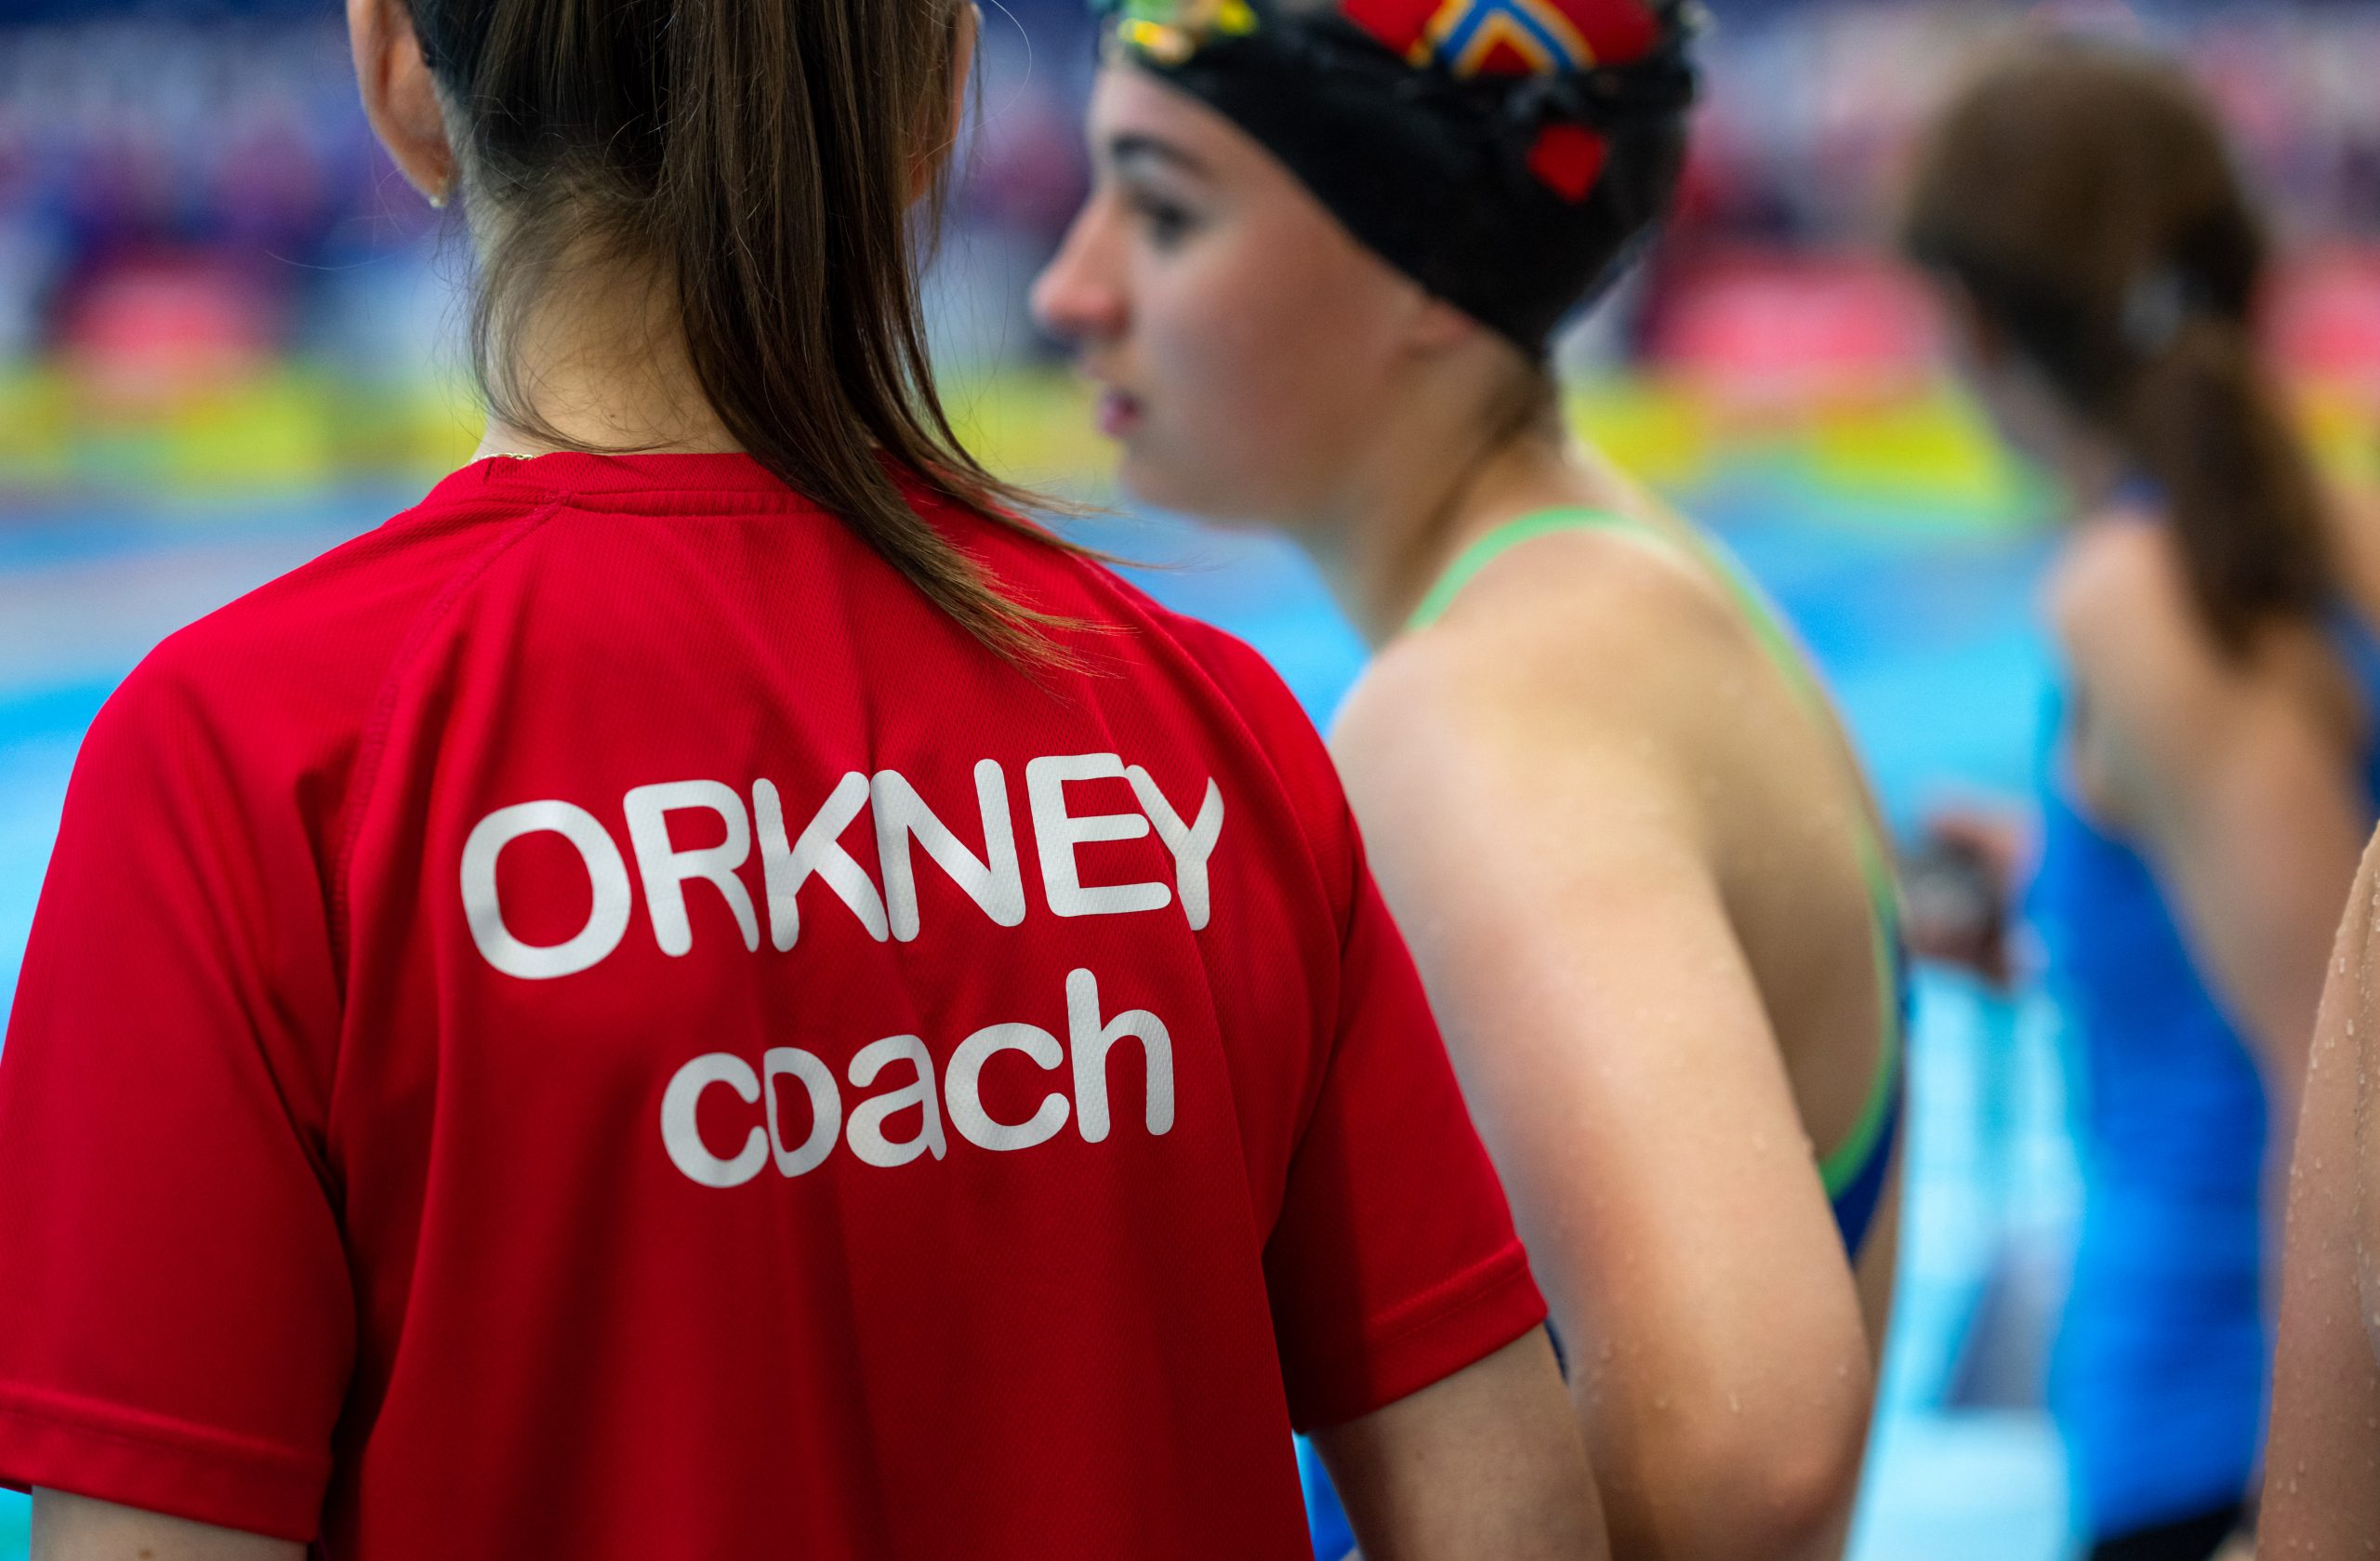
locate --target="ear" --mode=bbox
[349,0,456,208]
[914,2,981,200]
[1402,289,1490,358]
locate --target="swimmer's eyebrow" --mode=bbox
[1106,131,1212,180]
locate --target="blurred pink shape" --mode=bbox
[2268,246,2380,401]
[1646,246,1943,415]
[56,252,278,412]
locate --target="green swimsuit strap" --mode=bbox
[1408,508,1905,1198]
[1406,509,1631,632]
[1818,827,1906,1202]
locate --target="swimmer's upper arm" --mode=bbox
[2054,522,2366,1121]
[31,1488,302,1561]
[1330,623,1870,1561]
[1313,1330,1607,1560]
[2261,828,2380,1554]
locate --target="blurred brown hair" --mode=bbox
[1903,38,2333,659]
[403,0,1079,660]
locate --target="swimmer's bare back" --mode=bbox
[1329,470,1895,1561]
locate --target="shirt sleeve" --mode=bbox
[0,655,354,1541]
[1263,814,1547,1430]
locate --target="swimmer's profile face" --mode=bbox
[1032,67,1438,526]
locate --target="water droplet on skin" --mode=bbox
[1654,1394,1671,1410]
[1752,1131,1769,1153]
[1728,1391,1741,1415]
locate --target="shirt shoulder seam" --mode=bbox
[325,498,569,987]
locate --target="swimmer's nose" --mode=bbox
[1031,205,1127,348]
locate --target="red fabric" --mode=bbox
[0,453,1541,1558]
[1341,0,1438,57]
[1563,0,1659,68]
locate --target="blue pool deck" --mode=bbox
[0,477,2078,1558]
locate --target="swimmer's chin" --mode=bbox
[1110,453,1267,532]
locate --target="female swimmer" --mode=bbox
[1906,40,2380,1561]
[0,0,1606,1555]
[1037,2,1901,1554]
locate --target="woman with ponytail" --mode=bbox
[1036,3,1901,1554]
[0,2,1608,1556]
[1905,40,2379,1561]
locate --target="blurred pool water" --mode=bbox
[0,477,2078,1557]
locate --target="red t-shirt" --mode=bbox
[0,453,1541,1558]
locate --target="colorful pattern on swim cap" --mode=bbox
[1338,0,1661,198]
[1114,0,1258,66]
[1342,0,1659,78]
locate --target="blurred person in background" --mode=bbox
[0,0,1610,1555]
[1903,40,2380,1561]
[1033,1,1903,1555]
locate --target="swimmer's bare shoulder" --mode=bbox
[1329,525,1745,1012]
[2261,825,2380,1554]
[1343,520,1758,812]
[2041,510,2237,803]
[1336,519,1826,942]
[2044,504,2339,799]
[1331,531,1875,1560]
[2043,502,2187,644]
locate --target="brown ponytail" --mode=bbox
[1903,39,2335,660]
[406,0,1081,662]
[2127,313,2333,655]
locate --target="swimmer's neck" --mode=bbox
[470,257,744,465]
[1303,415,1633,648]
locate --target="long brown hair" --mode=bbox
[1903,39,2333,659]
[404,0,1078,660]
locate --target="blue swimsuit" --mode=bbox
[1298,510,1906,1557]
[2033,566,2380,1540]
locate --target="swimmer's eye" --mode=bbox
[1125,190,1200,249]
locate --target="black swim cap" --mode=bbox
[1097,0,1699,355]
